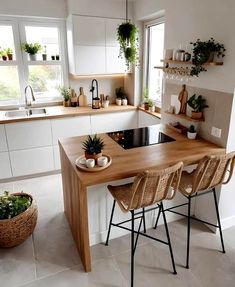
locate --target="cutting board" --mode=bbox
[78,87,87,107]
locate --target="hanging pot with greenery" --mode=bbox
[117,0,139,69]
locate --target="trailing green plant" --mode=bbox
[21,42,42,55]
[117,22,139,69]
[0,191,31,220]
[82,134,105,155]
[188,125,196,133]
[60,87,71,101]
[115,87,127,99]
[187,94,209,112]
[190,38,226,76]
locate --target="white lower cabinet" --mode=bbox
[53,145,61,170]
[10,147,54,177]
[138,110,161,128]
[51,116,91,145]
[91,111,138,134]
[0,125,8,152]
[0,152,12,179]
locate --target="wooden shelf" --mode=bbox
[164,111,204,122]
[159,59,223,66]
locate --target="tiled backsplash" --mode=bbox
[162,82,234,148]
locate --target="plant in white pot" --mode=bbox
[21,42,42,61]
[187,125,197,140]
[187,94,208,119]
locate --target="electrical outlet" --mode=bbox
[211,127,222,138]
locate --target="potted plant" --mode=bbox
[21,42,42,61]
[82,134,105,162]
[117,22,139,69]
[187,125,197,140]
[42,45,47,61]
[190,38,226,76]
[115,87,126,106]
[5,48,13,60]
[148,99,155,112]
[187,94,208,119]
[0,191,38,248]
[143,87,150,110]
[56,54,60,60]
[0,49,7,61]
[60,87,71,107]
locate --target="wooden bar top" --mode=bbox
[59,124,225,187]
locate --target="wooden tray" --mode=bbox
[167,122,188,134]
[75,154,112,172]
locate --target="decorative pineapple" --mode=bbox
[82,134,105,161]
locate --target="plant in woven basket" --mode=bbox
[187,94,208,120]
[0,191,31,219]
[82,134,105,160]
[0,191,38,248]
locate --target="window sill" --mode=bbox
[139,107,161,119]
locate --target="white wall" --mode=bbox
[134,0,235,94]
[0,0,67,18]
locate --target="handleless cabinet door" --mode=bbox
[138,110,161,128]
[0,152,12,179]
[6,120,52,151]
[0,125,8,152]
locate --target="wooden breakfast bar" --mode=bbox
[59,124,225,272]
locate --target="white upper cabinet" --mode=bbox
[67,15,126,75]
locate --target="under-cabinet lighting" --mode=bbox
[69,73,127,79]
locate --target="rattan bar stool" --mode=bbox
[155,152,235,269]
[105,161,183,287]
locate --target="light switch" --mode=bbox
[211,126,222,138]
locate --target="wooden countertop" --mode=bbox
[59,124,225,187]
[0,104,137,124]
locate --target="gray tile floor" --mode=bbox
[0,174,235,287]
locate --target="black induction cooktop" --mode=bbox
[107,125,175,150]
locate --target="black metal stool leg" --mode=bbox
[142,208,146,233]
[131,210,135,287]
[154,204,162,229]
[186,195,191,269]
[105,200,116,246]
[161,202,177,275]
[212,188,226,253]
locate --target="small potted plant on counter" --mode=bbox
[5,48,13,60]
[82,134,105,162]
[0,49,7,61]
[142,87,150,110]
[115,87,126,106]
[148,99,155,113]
[187,125,197,140]
[21,42,42,61]
[42,45,47,61]
[60,87,71,107]
[187,94,208,119]
[0,191,38,248]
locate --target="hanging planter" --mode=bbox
[117,22,138,69]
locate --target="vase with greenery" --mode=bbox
[117,22,139,69]
[60,87,71,107]
[187,125,197,140]
[82,134,105,161]
[190,38,226,77]
[187,94,208,119]
[21,42,42,61]
[0,191,38,248]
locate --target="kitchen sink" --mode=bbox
[5,108,47,118]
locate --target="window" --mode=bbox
[144,19,165,108]
[0,17,67,106]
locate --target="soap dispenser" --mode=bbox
[90,79,100,109]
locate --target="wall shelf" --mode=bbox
[158,59,223,66]
[164,111,204,122]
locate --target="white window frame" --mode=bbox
[0,16,68,108]
[143,17,165,108]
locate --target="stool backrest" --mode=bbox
[128,161,183,210]
[191,151,235,194]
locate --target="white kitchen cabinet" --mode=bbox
[67,15,126,75]
[91,111,138,134]
[0,152,12,179]
[6,120,52,151]
[138,110,161,128]
[51,116,91,145]
[0,125,8,152]
[10,147,54,177]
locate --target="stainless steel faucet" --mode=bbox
[24,85,35,108]
[90,79,100,109]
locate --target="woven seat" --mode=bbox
[105,161,183,287]
[159,151,235,269]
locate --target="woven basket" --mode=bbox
[0,193,38,248]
